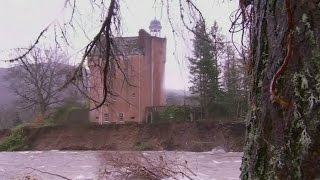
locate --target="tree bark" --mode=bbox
[241,0,320,179]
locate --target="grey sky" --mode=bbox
[0,0,240,90]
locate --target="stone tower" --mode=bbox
[88,21,166,124]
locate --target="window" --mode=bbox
[132,93,136,98]
[104,113,109,123]
[119,112,124,121]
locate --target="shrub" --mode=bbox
[46,103,88,125]
[159,105,191,122]
[0,125,28,151]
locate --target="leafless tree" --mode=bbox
[5,47,75,120]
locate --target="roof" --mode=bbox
[90,36,143,57]
[112,37,143,55]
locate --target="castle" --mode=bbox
[88,20,166,124]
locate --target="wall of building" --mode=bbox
[151,37,166,106]
[88,57,103,123]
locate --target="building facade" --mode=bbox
[88,27,166,124]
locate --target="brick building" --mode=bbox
[88,20,166,124]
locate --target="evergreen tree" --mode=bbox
[223,44,248,120]
[188,20,224,119]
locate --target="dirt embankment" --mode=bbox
[2,122,246,152]
[0,129,10,142]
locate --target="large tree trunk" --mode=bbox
[241,0,320,179]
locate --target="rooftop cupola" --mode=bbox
[149,19,162,37]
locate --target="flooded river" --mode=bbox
[0,150,243,180]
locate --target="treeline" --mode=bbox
[188,20,249,121]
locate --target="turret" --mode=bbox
[149,19,162,37]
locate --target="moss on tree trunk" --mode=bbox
[241,0,320,179]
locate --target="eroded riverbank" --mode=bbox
[0,122,245,152]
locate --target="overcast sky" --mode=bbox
[0,0,240,90]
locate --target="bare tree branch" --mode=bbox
[27,167,71,180]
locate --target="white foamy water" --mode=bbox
[0,150,243,180]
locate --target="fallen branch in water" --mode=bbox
[99,151,196,180]
[26,167,71,180]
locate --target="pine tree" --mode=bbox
[188,20,224,119]
[223,44,248,120]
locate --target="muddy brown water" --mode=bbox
[0,150,243,180]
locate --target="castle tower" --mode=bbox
[88,23,166,124]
